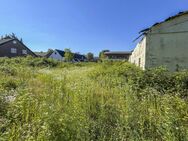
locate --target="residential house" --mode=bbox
[129,11,188,71]
[74,53,87,62]
[0,36,37,57]
[48,49,86,62]
[48,49,65,61]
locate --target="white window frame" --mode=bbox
[11,48,17,54]
[22,50,27,55]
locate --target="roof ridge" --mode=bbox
[139,10,188,34]
[55,49,65,57]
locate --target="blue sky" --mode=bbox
[0,0,188,55]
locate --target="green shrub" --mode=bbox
[0,66,17,76]
[1,79,18,90]
[0,58,188,140]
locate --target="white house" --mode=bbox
[48,49,65,61]
[48,49,87,62]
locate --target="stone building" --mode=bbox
[104,51,132,60]
[129,11,188,71]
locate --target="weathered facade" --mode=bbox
[0,37,36,57]
[130,11,188,71]
[129,38,146,69]
[104,51,132,60]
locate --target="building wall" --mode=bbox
[0,39,36,57]
[129,37,147,70]
[130,14,188,71]
[106,54,130,60]
[49,50,64,61]
[146,14,188,71]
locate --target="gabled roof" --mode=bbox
[0,37,37,57]
[74,53,86,60]
[55,49,65,57]
[133,11,188,42]
[45,51,53,58]
[139,11,188,35]
[53,49,86,60]
[0,38,14,46]
[34,52,48,57]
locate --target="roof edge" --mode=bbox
[139,11,188,34]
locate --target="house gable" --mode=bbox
[74,53,86,61]
[131,11,188,71]
[150,13,188,34]
[145,13,188,71]
[0,38,36,57]
[129,37,147,70]
[49,50,64,61]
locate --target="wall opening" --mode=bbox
[139,58,141,67]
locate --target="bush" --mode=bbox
[1,79,18,90]
[0,66,17,76]
[26,57,59,67]
[0,58,188,140]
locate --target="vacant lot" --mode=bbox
[0,57,188,141]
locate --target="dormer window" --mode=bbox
[11,48,17,54]
[22,50,27,54]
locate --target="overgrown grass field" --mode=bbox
[0,57,188,141]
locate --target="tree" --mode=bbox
[64,48,74,62]
[99,50,109,60]
[11,33,16,38]
[47,49,54,54]
[86,52,94,61]
[10,33,19,39]
[20,38,23,43]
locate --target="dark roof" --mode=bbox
[0,38,37,57]
[104,51,132,55]
[53,49,86,60]
[133,11,188,42]
[0,38,14,46]
[17,39,37,57]
[139,11,188,34]
[74,53,86,60]
[56,49,65,57]
[46,51,53,58]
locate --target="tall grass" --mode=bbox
[0,58,188,140]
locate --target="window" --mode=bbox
[11,48,17,54]
[138,58,141,67]
[13,40,17,44]
[22,50,27,54]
